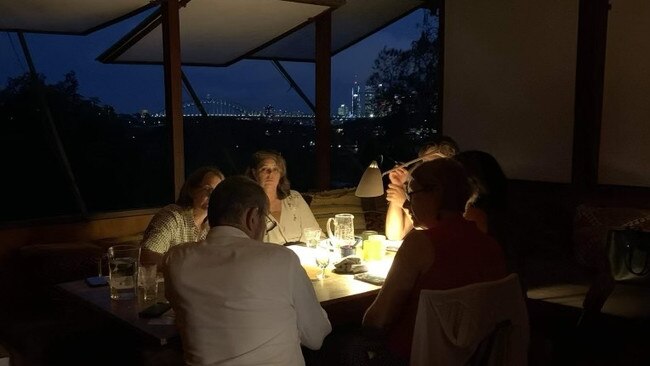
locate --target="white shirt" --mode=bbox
[163,226,331,366]
[265,190,320,245]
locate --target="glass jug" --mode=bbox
[327,213,355,249]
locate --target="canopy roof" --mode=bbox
[251,0,423,62]
[0,0,154,35]
[99,0,424,66]
[98,0,335,66]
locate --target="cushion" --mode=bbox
[573,205,650,312]
[94,233,145,251]
[20,242,103,285]
[573,205,650,270]
[306,188,367,234]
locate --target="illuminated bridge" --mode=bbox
[152,98,313,118]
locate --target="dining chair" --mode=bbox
[410,274,529,366]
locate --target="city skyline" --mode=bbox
[0,9,432,114]
[149,78,382,118]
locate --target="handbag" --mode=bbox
[607,228,650,284]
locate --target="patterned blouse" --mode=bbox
[264,190,320,245]
[141,204,209,254]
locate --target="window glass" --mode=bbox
[0,13,172,222]
[0,7,441,223]
[182,8,442,191]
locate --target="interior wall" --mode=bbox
[443,0,579,182]
[598,0,650,187]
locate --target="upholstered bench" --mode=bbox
[571,204,650,315]
[19,242,104,286]
[305,187,387,234]
[527,283,650,320]
[524,201,650,357]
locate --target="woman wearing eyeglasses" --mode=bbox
[140,166,224,266]
[362,158,507,364]
[246,150,320,245]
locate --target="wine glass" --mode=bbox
[314,243,331,280]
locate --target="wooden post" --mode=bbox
[572,0,610,192]
[315,11,332,190]
[161,0,185,198]
[432,0,444,135]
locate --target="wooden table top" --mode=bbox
[288,245,392,305]
[57,250,393,346]
[57,280,178,346]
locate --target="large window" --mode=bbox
[0,16,172,222]
[182,7,442,191]
[0,6,441,222]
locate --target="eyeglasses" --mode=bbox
[265,215,277,233]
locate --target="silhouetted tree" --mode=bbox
[0,72,172,221]
[367,10,440,125]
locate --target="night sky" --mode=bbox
[1,9,429,114]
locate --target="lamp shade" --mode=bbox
[355,161,384,197]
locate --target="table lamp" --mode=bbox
[355,155,428,197]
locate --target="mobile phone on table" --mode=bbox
[353,273,385,286]
[85,276,108,287]
[139,302,172,318]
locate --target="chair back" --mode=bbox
[466,319,512,366]
[410,273,528,366]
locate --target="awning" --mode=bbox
[251,0,423,62]
[98,0,336,66]
[98,0,423,66]
[0,0,154,35]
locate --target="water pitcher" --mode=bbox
[327,213,355,248]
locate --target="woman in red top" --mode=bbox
[363,158,508,363]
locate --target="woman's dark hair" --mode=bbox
[176,166,224,207]
[245,150,291,199]
[454,151,507,212]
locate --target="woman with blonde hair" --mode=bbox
[246,150,319,245]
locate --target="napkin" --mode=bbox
[333,256,367,274]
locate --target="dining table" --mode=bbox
[56,245,396,347]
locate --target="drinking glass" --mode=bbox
[364,234,386,261]
[108,245,140,300]
[314,243,331,280]
[138,264,158,302]
[303,227,322,249]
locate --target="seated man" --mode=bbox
[163,175,331,366]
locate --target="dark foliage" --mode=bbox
[366,10,441,128]
[0,72,172,222]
